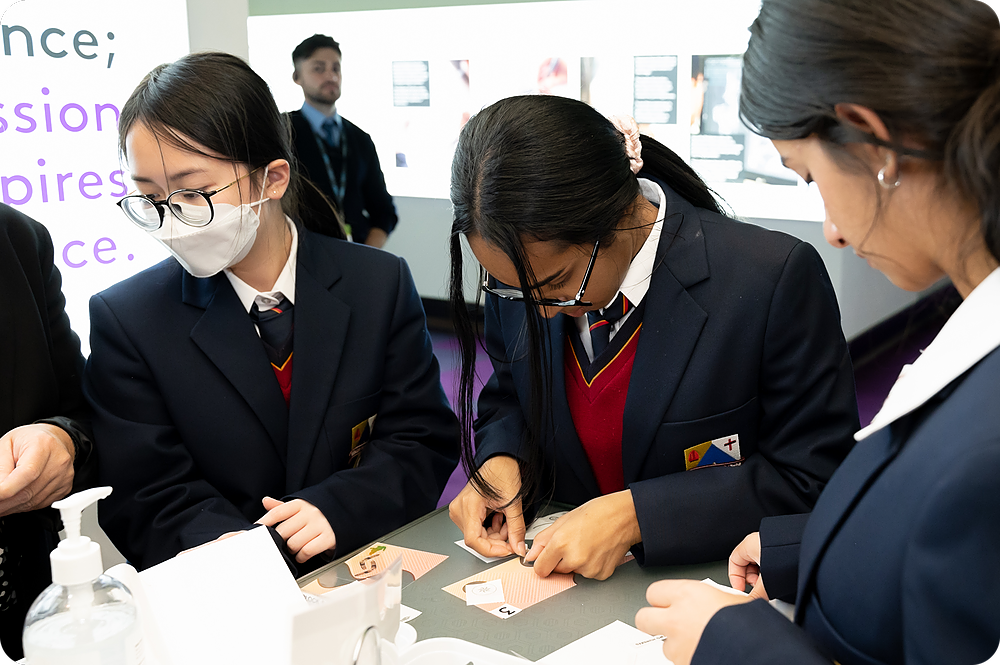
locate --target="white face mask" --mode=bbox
[149,169,270,278]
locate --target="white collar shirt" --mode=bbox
[573,177,665,362]
[300,101,342,141]
[225,217,298,325]
[855,267,1000,441]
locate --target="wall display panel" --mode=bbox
[1,0,190,349]
[248,0,826,225]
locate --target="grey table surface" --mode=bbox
[298,506,729,662]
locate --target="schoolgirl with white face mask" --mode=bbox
[84,52,459,575]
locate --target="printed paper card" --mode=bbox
[442,557,576,618]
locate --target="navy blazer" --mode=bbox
[289,110,398,244]
[694,348,1000,664]
[84,228,458,571]
[0,204,94,658]
[474,180,859,566]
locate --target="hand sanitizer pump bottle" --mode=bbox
[22,487,143,664]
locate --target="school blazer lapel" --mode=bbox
[545,313,601,494]
[793,425,900,621]
[285,232,350,490]
[621,207,709,484]
[184,272,290,459]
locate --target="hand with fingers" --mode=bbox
[636,579,753,665]
[0,424,76,517]
[728,532,768,599]
[524,490,640,580]
[449,455,527,558]
[255,496,336,564]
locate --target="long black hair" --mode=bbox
[449,94,720,505]
[741,0,1000,263]
[119,51,346,239]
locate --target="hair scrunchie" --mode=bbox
[608,114,644,174]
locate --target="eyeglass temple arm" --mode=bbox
[573,239,601,301]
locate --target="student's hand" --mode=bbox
[0,424,76,517]
[525,490,641,580]
[449,455,527,558]
[728,532,768,599]
[256,496,336,564]
[636,579,752,665]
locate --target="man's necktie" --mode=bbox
[586,292,632,358]
[321,116,340,148]
[250,297,294,404]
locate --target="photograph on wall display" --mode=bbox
[689,55,797,186]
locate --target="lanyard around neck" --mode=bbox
[312,124,348,209]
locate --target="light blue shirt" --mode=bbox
[300,102,342,143]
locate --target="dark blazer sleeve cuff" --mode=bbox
[34,416,98,493]
[692,599,831,665]
[759,513,810,603]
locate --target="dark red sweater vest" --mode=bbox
[272,354,293,405]
[564,324,642,495]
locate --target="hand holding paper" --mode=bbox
[256,496,336,564]
[727,532,768,599]
[635,579,752,665]
[526,490,641,580]
[448,454,528,558]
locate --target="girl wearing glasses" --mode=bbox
[82,52,459,572]
[634,0,1000,663]
[448,95,859,580]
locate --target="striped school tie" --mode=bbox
[250,297,294,404]
[586,292,632,357]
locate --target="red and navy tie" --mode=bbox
[250,297,294,405]
[586,292,632,358]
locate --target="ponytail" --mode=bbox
[638,136,723,216]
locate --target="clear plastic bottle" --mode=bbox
[22,488,144,665]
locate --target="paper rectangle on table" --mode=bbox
[537,620,671,665]
[524,511,569,540]
[443,557,575,617]
[465,579,505,606]
[489,603,522,619]
[453,539,511,563]
[399,603,422,622]
[345,542,448,581]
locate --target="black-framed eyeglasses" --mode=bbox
[116,167,261,231]
[481,239,600,307]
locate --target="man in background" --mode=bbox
[289,34,398,247]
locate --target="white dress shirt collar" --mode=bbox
[613,178,666,309]
[856,267,1000,441]
[300,101,341,140]
[225,216,298,314]
[572,178,665,360]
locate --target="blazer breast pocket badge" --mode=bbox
[349,414,377,467]
[685,434,742,471]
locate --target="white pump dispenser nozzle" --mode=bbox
[50,486,112,586]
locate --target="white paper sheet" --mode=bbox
[399,603,422,622]
[537,620,671,665]
[453,539,510,563]
[524,511,569,540]
[137,527,307,665]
